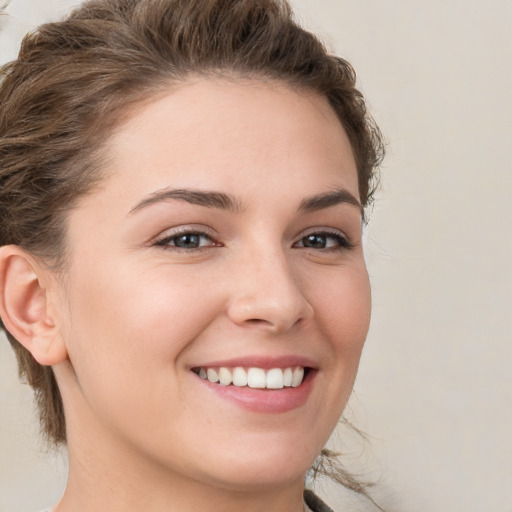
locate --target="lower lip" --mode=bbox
[195,370,316,414]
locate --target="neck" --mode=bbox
[56,423,306,512]
[57,461,305,512]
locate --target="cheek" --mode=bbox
[315,263,370,332]
[61,262,225,394]
[312,265,371,375]
[58,263,231,451]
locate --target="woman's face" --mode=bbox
[54,79,371,491]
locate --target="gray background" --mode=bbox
[1,0,511,511]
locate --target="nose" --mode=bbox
[226,249,314,333]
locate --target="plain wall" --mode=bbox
[1,1,511,511]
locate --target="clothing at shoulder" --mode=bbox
[304,489,335,512]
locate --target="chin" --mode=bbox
[205,460,310,492]
[192,431,322,492]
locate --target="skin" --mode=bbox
[1,79,371,512]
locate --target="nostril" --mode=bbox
[244,317,304,331]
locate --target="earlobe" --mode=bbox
[0,245,68,366]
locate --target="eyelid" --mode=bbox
[150,225,353,251]
[153,225,220,248]
[293,228,353,249]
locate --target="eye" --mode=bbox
[155,229,217,250]
[294,231,352,250]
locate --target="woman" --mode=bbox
[0,0,384,510]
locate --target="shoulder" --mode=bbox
[304,489,335,512]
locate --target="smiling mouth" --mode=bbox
[192,366,307,389]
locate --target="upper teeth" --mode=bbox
[196,366,305,389]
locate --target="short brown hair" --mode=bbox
[0,0,384,491]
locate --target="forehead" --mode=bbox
[81,78,358,216]
[110,78,353,174]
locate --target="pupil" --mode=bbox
[175,234,200,248]
[304,234,326,248]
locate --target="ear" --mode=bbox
[0,245,68,366]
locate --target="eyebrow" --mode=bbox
[298,188,362,214]
[128,186,361,215]
[129,188,245,214]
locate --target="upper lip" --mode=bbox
[189,355,318,370]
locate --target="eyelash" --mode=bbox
[154,228,218,250]
[154,228,353,252]
[293,231,353,251]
